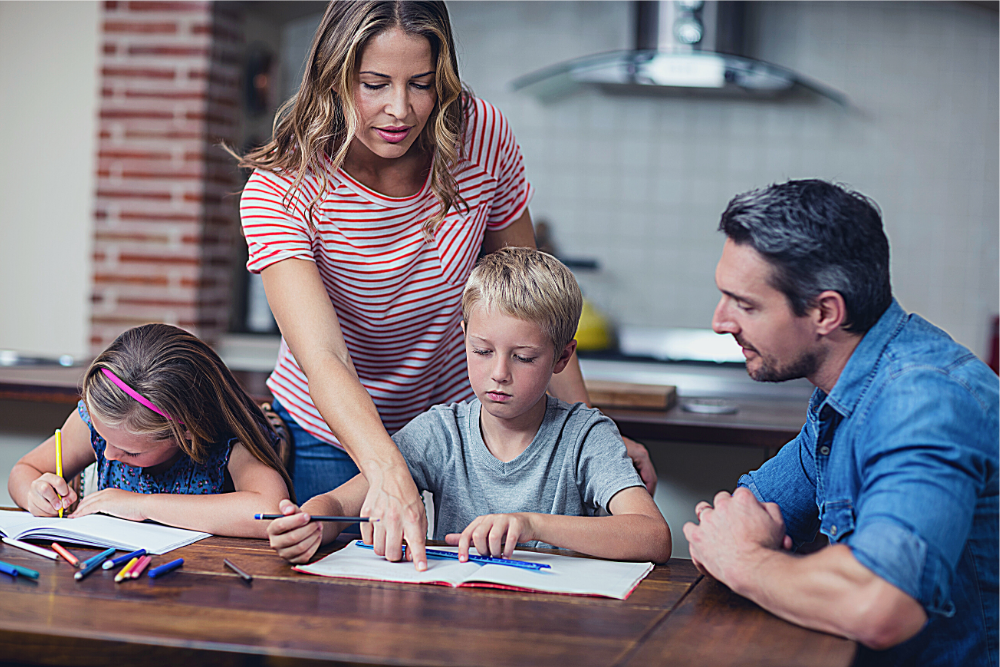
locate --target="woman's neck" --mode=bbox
[342,139,431,198]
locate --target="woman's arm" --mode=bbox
[69,442,290,538]
[446,486,671,563]
[8,409,96,516]
[260,257,428,568]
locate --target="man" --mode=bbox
[684,180,998,666]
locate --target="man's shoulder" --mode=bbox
[879,314,998,402]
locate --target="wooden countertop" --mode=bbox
[0,365,807,449]
[0,528,855,667]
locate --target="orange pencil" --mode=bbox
[129,555,152,579]
[115,557,139,583]
[51,542,79,567]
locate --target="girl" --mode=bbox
[233,0,655,568]
[8,323,294,539]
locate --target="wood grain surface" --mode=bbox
[0,532,853,667]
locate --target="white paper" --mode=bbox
[0,512,210,555]
[295,542,654,600]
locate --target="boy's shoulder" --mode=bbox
[538,396,623,450]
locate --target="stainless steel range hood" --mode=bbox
[511,1,847,105]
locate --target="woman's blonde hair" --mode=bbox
[82,323,295,502]
[233,0,469,236]
[462,247,583,357]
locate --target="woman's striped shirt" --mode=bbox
[241,97,534,446]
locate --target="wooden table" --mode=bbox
[0,366,807,450]
[0,535,855,667]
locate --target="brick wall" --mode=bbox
[91,1,242,353]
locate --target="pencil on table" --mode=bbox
[115,557,139,583]
[51,542,79,567]
[129,555,152,579]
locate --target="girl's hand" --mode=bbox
[26,473,78,517]
[70,488,149,522]
[445,513,537,560]
[267,499,324,564]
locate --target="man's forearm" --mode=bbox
[723,544,927,650]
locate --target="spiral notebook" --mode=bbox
[295,541,654,600]
[0,512,210,555]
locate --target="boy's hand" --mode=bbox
[267,499,324,564]
[26,473,78,517]
[445,513,537,560]
[69,488,148,521]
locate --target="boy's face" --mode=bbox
[463,305,573,426]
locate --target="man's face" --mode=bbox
[711,239,822,383]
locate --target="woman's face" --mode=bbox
[349,27,437,162]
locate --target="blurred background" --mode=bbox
[1,1,997,556]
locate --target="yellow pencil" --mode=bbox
[55,429,64,518]
[115,557,139,583]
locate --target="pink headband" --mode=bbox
[100,367,182,424]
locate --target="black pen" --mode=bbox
[223,558,253,582]
[254,514,377,522]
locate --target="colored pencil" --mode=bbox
[0,560,39,579]
[79,548,116,571]
[254,514,376,522]
[104,548,146,570]
[129,555,152,579]
[148,558,184,579]
[223,558,253,582]
[74,552,112,581]
[115,557,139,583]
[354,541,552,571]
[51,542,80,567]
[2,537,58,560]
[55,429,63,518]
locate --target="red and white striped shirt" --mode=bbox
[241,98,534,446]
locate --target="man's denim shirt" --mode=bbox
[739,300,998,667]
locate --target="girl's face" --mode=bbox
[348,27,437,163]
[90,412,182,471]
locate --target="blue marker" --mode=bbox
[103,549,146,570]
[0,561,19,578]
[0,560,40,580]
[148,558,184,579]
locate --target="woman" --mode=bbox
[236,0,654,569]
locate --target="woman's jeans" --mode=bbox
[271,399,361,506]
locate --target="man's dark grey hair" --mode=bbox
[718,179,892,334]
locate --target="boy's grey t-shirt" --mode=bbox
[391,395,644,545]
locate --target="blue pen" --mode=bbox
[103,548,146,570]
[74,551,114,581]
[0,561,19,578]
[148,558,184,579]
[79,548,116,571]
[354,541,551,571]
[0,560,40,579]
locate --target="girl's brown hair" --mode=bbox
[233,0,470,236]
[82,323,295,502]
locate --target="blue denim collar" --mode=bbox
[812,299,908,419]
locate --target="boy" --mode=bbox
[267,247,671,566]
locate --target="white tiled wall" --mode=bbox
[441,1,998,357]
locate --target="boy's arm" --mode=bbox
[267,473,370,563]
[446,487,672,563]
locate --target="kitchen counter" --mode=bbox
[0,361,809,450]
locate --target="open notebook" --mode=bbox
[0,512,210,555]
[295,541,654,600]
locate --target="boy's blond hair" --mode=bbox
[462,247,583,355]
